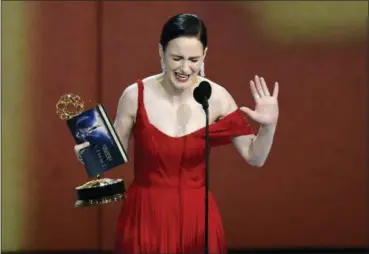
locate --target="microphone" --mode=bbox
[193,81,212,111]
[193,80,212,254]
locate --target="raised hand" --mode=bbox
[240,75,279,125]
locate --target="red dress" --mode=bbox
[114,80,254,254]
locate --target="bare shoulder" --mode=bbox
[117,74,161,115]
[121,82,138,101]
[200,77,238,115]
[116,82,139,120]
[141,73,163,91]
[199,77,234,100]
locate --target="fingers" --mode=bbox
[260,77,270,96]
[250,75,278,99]
[254,75,265,97]
[249,80,259,100]
[74,141,90,163]
[74,141,90,153]
[240,106,260,122]
[240,106,254,117]
[273,82,279,98]
[251,75,269,99]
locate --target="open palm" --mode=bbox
[240,75,279,125]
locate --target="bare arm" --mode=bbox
[73,84,138,163]
[232,122,276,167]
[113,84,138,155]
[217,84,277,167]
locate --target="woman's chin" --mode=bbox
[170,75,197,90]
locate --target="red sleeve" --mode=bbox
[208,109,255,147]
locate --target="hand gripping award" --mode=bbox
[56,94,129,207]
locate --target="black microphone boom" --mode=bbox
[193,80,212,254]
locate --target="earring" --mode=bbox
[161,58,165,72]
[200,62,205,77]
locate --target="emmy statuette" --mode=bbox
[56,94,128,207]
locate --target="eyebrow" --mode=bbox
[170,54,201,59]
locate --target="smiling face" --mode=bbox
[160,36,207,90]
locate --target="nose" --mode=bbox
[180,61,191,74]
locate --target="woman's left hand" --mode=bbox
[240,75,279,126]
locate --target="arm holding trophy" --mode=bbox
[73,85,136,158]
[111,84,137,155]
[56,93,129,207]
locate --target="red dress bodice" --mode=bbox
[114,80,254,254]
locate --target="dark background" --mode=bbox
[2,1,368,252]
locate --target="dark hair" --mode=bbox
[160,14,207,52]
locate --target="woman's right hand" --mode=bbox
[74,141,90,164]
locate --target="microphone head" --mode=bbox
[193,81,212,105]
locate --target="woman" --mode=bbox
[75,13,279,254]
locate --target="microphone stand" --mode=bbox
[202,98,210,254]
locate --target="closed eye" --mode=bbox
[171,54,201,62]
